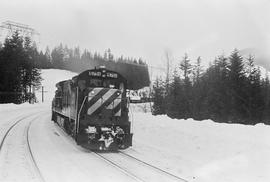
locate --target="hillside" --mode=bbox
[35,69,77,103]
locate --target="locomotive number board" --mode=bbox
[89,71,118,78]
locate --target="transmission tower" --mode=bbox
[0,20,40,43]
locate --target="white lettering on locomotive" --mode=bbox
[106,72,118,78]
[89,71,101,77]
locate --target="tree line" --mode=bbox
[152,50,270,125]
[0,32,150,103]
[36,44,150,90]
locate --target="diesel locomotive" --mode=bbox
[51,67,133,150]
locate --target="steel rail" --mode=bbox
[119,151,189,182]
[26,115,46,182]
[0,111,46,182]
[0,114,33,151]
[93,151,146,182]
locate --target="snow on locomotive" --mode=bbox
[51,67,133,150]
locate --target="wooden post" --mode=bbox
[42,86,44,103]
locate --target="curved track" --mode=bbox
[0,111,46,182]
[1,109,187,182]
[93,151,189,182]
[0,115,30,151]
[26,118,46,182]
[93,152,146,182]
[119,151,189,182]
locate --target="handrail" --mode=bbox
[76,96,88,136]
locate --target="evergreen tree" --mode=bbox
[202,56,230,122]
[191,56,206,119]
[167,69,192,119]
[262,75,270,124]
[0,32,25,103]
[245,55,264,123]
[152,77,166,115]
[44,46,52,68]
[107,48,114,62]
[228,49,248,123]
[192,56,203,83]
[51,44,64,69]
[22,36,42,102]
[180,53,192,84]
[179,53,193,118]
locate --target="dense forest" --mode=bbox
[36,44,150,90]
[152,50,270,125]
[0,32,42,103]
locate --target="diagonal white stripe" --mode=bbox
[88,88,103,101]
[115,109,121,116]
[107,93,122,109]
[114,94,122,116]
[87,89,118,115]
[106,93,122,116]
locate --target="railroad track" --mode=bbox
[0,114,32,151]
[0,111,46,182]
[119,151,189,182]
[26,116,46,182]
[93,151,189,182]
[93,151,145,182]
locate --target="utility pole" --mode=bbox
[35,86,47,103]
[41,86,48,103]
[42,86,44,103]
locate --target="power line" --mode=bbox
[0,20,40,43]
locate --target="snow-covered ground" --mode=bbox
[0,69,270,182]
[129,108,270,182]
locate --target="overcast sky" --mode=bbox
[0,0,270,69]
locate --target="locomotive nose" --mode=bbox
[87,88,122,117]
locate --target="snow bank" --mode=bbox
[0,103,38,113]
[129,109,270,182]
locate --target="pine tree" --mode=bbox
[179,53,193,118]
[0,32,25,103]
[245,55,264,123]
[180,53,192,84]
[203,56,230,122]
[228,49,247,123]
[44,46,52,68]
[152,77,166,115]
[262,75,270,124]
[166,69,182,118]
[51,45,64,69]
[191,56,205,119]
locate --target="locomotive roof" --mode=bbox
[55,79,72,87]
[56,68,127,87]
[72,68,127,83]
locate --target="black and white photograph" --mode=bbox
[0,0,270,181]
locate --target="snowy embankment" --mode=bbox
[129,105,270,182]
[1,69,270,182]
